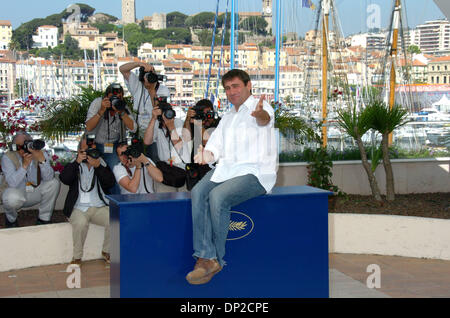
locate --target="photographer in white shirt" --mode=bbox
[113,142,163,194]
[143,86,191,193]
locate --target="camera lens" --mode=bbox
[24,139,46,152]
[110,96,126,111]
[164,108,176,120]
[145,72,158,83]
[86,148,101,159]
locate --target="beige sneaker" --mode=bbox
[186,258,222,285]
[102,252,110,264]
[70,259,82,267]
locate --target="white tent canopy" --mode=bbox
[432,95,450,112]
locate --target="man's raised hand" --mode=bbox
[251,94,270,126]
[194,145,214,165]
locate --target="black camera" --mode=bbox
[157,97,176,120]
[15,139,46,153]
[139,66,165,83]
[123,137,144,159]
[185,163,201,178]
[193,106,215,121]
[110,95,127,112]
[83,134,101,162]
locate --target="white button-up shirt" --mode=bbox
[205,95,278,193]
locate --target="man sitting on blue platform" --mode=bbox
[186,69,277,285]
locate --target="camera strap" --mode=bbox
[26,164,41,188]
[78,165,96,193]
[141,164,151,194]
[167,132,186,167]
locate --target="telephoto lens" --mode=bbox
[23,139,46,153]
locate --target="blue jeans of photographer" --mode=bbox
[190,169,266,267]
[96,142,120,195]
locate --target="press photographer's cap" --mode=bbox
[157,84,170,98]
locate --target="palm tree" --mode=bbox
[39,86,104,142]
[336,105,383,202]
[366,100,409,201]
[273,104,320,145]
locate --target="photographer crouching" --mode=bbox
[113,137,163,194]
[1,131,60,227]
[59,134,116,266]
[85,83,137,194]
[183,99,221,190]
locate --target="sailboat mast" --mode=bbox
[230,0,236,69]
[274,0,281,103]
[322,0,330,147]
[388,0,401,145]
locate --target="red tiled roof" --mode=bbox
[430,55,450,63]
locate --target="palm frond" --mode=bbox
[39,86,103,141]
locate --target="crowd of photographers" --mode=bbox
[1,61,221,266]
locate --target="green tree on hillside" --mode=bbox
[155,28,192,44]
[167,12,188,28]
[239,16,268,35]
[11,4,95,50]
[185,12,216,29]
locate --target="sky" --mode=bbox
[1,0,446,37]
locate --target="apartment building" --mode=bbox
[0,20,12,50]
[0,55,15,103]
[162,60,194,105]
[350,33,386,52]
[416,19,450,54]
[32,25,58,48]
[428,55,450,84]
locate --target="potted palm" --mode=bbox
[366,100,409,201]
[39,86,104,141]
[336,105,383,202]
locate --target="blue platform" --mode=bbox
[107,185,330,298]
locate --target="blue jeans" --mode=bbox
[191,169,266,267]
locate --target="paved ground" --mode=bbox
[1,253,449,298]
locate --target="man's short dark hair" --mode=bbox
[221,69,251,88]
[105,83,124,97]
